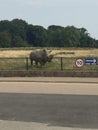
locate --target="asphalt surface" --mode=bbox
[0,93,98,129]
[0,77,98,130]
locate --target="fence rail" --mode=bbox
[0,57,98,71]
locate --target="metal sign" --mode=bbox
[85,58,97,65]
[75,58,84,68]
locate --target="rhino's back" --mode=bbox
[30,50,46,60]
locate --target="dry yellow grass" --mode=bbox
[0,50,31,58]
[51,48,98,57]
[0,48,98,58]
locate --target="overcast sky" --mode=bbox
[0,0,98,39]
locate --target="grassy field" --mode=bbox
[0,48,98,71]
[0,48,98,58]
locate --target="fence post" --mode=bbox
[26,57,29,70]
[61,57,63,71]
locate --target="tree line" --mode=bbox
[0,18,97,48]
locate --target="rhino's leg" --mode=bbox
[40,61,46,67]
[35,61,38,66]
[30,59,32,65]
[36,61,43,67]
[30,59,33,66]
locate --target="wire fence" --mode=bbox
[0,57,98,71]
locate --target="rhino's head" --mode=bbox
[47,54,54,62]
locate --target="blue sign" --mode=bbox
[85,58,97,65]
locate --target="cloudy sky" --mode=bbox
[0,0,98,39]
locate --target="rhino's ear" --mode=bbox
[42,48,47,52]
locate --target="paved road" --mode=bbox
[0,93,98,130]
[0,78,98,130]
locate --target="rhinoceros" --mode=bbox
[29,49,53,66]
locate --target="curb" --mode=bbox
[0,77,98,84]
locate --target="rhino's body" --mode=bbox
[29,49,53,66]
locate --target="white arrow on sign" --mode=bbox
[93,59,96,63]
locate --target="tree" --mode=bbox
[11,19,28,40]
[27,25,47,47]
[0,31,11,47]
[11,35,28,47]
[0,19,97,48]
[63,26,81,47]
[47,25,65,47]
